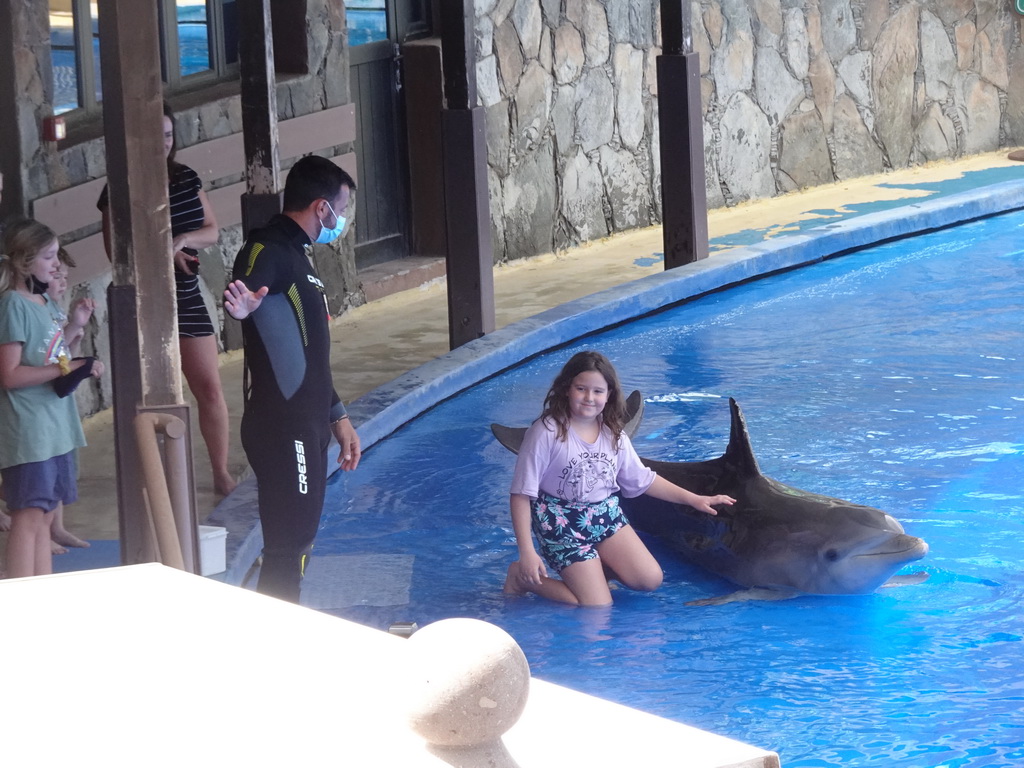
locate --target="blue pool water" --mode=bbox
[314,209,1024,767]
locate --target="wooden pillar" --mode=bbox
[98,0,196,567]
[238,0,282,235]
[440,0,495,349]
[0,1,29,220]
[658,0,709,269]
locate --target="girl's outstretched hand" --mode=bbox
[692,494,736,516]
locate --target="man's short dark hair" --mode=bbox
[282,155,357,212]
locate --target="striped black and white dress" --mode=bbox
[166,164,215,337]
[97,163,215,338]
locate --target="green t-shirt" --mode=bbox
[0,291,86,469]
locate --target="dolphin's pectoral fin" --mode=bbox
[685,588,798,607]
[881,571,930,588]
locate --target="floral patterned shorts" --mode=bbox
[530,492,629,573]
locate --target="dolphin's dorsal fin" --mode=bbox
[491,390,644,455]
[725,398,762,477]
[622,390,644,440]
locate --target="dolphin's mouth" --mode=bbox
[857,537,929,561]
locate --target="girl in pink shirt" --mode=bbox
[504,350,735,606]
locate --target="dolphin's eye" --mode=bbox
[825,549,839,562]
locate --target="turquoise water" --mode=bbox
[315,209,1024,766]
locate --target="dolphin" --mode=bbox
[491,395,928,605]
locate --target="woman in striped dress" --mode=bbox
[100,103,235,496]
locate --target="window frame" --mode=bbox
[52,0,238,119]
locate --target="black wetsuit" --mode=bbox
[231,214,346,601]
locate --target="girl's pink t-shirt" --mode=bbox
[510,417,656,503]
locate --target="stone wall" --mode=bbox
[478,0,1024,261]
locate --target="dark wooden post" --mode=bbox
[440,0,495,349]
[0,0,23,221]
[98,0,198,567]
[658,0,709,268]
[238,0,282,235]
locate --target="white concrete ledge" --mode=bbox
[0,564,780,767]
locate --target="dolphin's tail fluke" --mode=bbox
[724,398,762,477]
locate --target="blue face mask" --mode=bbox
[315,199,347,244]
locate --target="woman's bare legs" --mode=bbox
[179,334,236,496]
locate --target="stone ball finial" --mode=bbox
[404,618,530,748]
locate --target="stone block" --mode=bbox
[712,28,754,101]
[754,46,803,124]
[495,18,525,93]
[820,0,856,62]
[872,3,919,168]
[598,144,651,231]
[976,27,1009,92]
[554,24,585,84]
[956,72,1000,155]
[1008,45,1024,144]
[920,11,956,103]
[717,92,773,203]
[478,55,503,108]
[778,107,832,189]
[512,0,543,59]
[783,7,809,80]
[751,0,783,48]
[551,84,577,156]
[513,61,553,155]
[832,94,883,178]
[837,51,873,109]
[613,44,646,149]
[501,141,557,258]
[559,148,608,242]
[574,67,615,152]
[912,102,956,163]
[581,0,610,66]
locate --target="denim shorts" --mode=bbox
[530,492,628,573]
[1,451,78,512]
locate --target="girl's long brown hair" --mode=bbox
[539,350,627,447]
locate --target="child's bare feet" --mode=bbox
[503,561,527,596]
[51,541,68,555]
[51,529,90,549]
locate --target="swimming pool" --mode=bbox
[307,207,1024,766]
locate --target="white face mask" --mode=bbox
[316,199,347,244]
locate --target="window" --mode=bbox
[345,0,388,46]
[49,0,239,116]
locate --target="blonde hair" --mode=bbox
[0,219,58,294]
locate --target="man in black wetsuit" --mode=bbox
[224,155,361,601]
